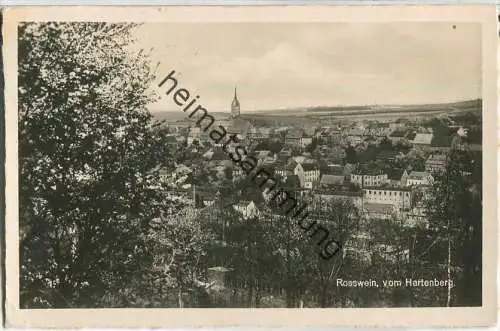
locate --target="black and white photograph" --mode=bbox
[3,5,497,328]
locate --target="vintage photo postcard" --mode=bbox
[2,5,498,328]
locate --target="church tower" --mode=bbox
[231,87,240,118]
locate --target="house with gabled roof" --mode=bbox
[313,183,364,210]
[406,171,433,187]
[294,162,320,189]
[255,150,277,165]
[275,159,297,178]
[351,167,388,188]
[285,128,305,146]
[385,168,408,187]
[319,173,345,187]
[411,133,434,146]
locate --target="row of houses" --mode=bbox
[351,169,434,188]
[284,128,314,148]
[168,169,428,227]
[298,183,416,220]
[274,159,434,190]
[199,184,424,225]
[184,142,447,199]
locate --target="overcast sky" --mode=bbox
[133,23,481,112]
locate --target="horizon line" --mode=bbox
[149,97,481,113]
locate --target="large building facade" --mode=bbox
[363,187,413,211]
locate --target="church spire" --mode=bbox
[231,86,240,118]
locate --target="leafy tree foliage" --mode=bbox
[263,198,363,308]
[19,22,180,307]
[344,145,358,164]
[423,148,482,306]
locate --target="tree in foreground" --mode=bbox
[18,22,181,307]
[424,147,482,306]
[272,197,362,308]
